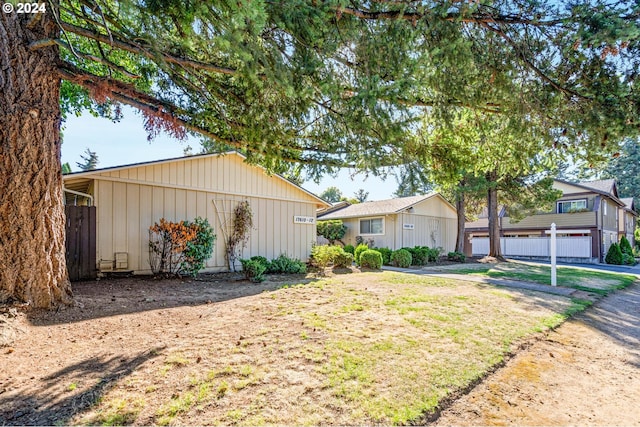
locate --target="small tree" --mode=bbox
[316,220,347,245]
[605,243,624,265]
[619,236,633,256]
[226,201,253,271]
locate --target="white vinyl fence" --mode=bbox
[472,236,591,258]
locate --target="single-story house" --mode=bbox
[466,179,630,263]
[317,193,458,252]
[62,152,329,279]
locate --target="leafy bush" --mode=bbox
[426,247,442,262]
[359,250,383,269]
[447,251,466,262]
[402,246,428,265]
[374,247,392,265]
[391,249,412,268]
[333,251,355,268]
[240,259,266,283]
[149,217,215,277]
[605,243,624,265]
[354,243,370,266]
[343,244,355,255]
[316,220,347,244]
[267,254,307,274]
[620,236,633,256]
[311,245,342,269]
[182,217,216,276]
[623,253,637,266]
[249,256,270,270]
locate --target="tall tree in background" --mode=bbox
[2,1,639,307]
[354,189,369,203]
[320,187,344,204]
[76,148,99,171]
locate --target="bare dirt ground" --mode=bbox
[1,271,638,426]
[434,281,640,426]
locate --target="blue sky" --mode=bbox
[61,107,399,200]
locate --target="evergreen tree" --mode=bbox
[354,189,369,203]
[76,148,99,171]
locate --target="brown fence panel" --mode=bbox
[65,206,97,281]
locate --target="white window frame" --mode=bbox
[557,199,587,213]
[359,217,385,235]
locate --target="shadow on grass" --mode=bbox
[0,347,162,425]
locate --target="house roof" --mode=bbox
[317,193,454,220]
[63,151,329,207]
[621,197,638,215]
[579,179,617,196]
[555,178,624,207]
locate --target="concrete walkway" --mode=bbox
[381,265,577,297]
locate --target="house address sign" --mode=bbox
[403,224,415,230]
[293,216,315,225]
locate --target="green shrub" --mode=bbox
[333,251,354,268]
[623,253,637,266]
[605,243,624,265]
[343,244,355,255]
[354,243,370,266]
[249,256,269,270]
[402,246,429,265]
[374,247,392,265]
[391,249,412,268]
[317,220,347,244]
[267,254,307,274]
[359,250,383,269]
[447,251,466,262]
[182,217,216,276]
[240,259,266,283]
[311,245,341,269]
[426,247,441,262]
[620,236,633,256]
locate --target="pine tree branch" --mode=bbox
[58,21,237,75]
[55,63,352,168]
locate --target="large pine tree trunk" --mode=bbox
[0,10,73,308]
[486,175,504,260]
[455,192,465,254]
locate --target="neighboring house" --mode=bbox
[317,193,457,252]
[62,152,329,279]
[466,179,627,263]
[619,197,638,246]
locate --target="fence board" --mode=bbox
[472,236,591,258]
[65,206,97,281]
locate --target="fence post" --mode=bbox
[550,223,557,286]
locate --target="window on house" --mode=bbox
[557,199,587,213]
[360,217,384,235]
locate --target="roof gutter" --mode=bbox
[63,187,94,206]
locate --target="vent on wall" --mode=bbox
[99,259,114,272]
[115,252,128,270]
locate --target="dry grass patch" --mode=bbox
[58,272,578,425]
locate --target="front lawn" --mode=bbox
[73,272,583,425]
[439,262,636,294]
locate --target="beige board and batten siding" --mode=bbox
[501,211,596,229]
[91,153,323,273]
[329,195,457,252]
